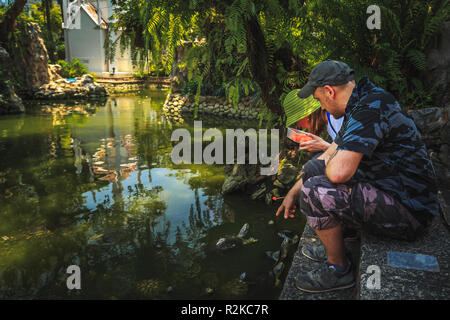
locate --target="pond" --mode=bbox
[0,90,305,299]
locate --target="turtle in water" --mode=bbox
[265,237,290,263]
[237,222,249,238]
[265,250,280,262]
[216,223,258,250]
[272,261,285,287]
[277,230,300,245]
[265,237,293,287]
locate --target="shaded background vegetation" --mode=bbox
[107,0,449,123]
[1,0,449,119]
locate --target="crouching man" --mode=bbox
[276,60,438,293]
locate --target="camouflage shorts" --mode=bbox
[299,159,424,240]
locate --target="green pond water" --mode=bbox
[0,90,305,299]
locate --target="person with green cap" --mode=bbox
[283,91,343,152]
[276,60,437,293]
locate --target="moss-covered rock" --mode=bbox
[0,47,25,115]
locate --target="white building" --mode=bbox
[62,0,136,75]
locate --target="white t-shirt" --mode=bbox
[327,113,344,140]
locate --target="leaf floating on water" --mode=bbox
[1,236,9,241]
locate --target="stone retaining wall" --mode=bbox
[163,93,262,121]
[408,107,450,189]
[102,82,170,94]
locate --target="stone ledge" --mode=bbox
[280,191,450,300]
[359,211,450,300]
[279,224,359,300]
[33,74,108,100]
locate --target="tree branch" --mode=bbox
[0,0,28,45]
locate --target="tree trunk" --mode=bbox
[0,0,28,45]
[243,15,283,115]
[244,15,306,113]
[244,14,307,157]
[43,0,55,62]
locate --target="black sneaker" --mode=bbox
[301,242,352,263]
[295,261,355,293]
[301,243,327,262]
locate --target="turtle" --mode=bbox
[265,237,289,263]
[265,237,292,287]
[265,250,280,262]
[272,261,285,287]
[277,229,300,245]
[216,223,257,250]
[237,223,249,238]
[216,237,244,250]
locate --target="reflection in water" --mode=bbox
[0,90,305,299]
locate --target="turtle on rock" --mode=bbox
[215,223,258,250]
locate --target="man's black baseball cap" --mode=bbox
[297,60,355,98]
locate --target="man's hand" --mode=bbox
[275,189,300,219]
[299,132,330,152]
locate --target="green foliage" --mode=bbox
[109,0,304,119]
[107,0,195,76]
[108,0,449,129]
[1,12,36,89]
[27,1,64,62]
[55,43,65,61]
[133,70,148,79]
[89,72,98,82]
[57,58,88,78]
[297,0,450,109]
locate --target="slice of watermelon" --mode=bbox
[287,128,312,143]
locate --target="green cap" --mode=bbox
[282,90,321,127]
[297,60,354,99]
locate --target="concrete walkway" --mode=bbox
[279,224,360,300]
[280,190,450,300]
[358,213,449,299]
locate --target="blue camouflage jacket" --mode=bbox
[334,77,438,225]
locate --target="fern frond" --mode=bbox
[406,49,427,71]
